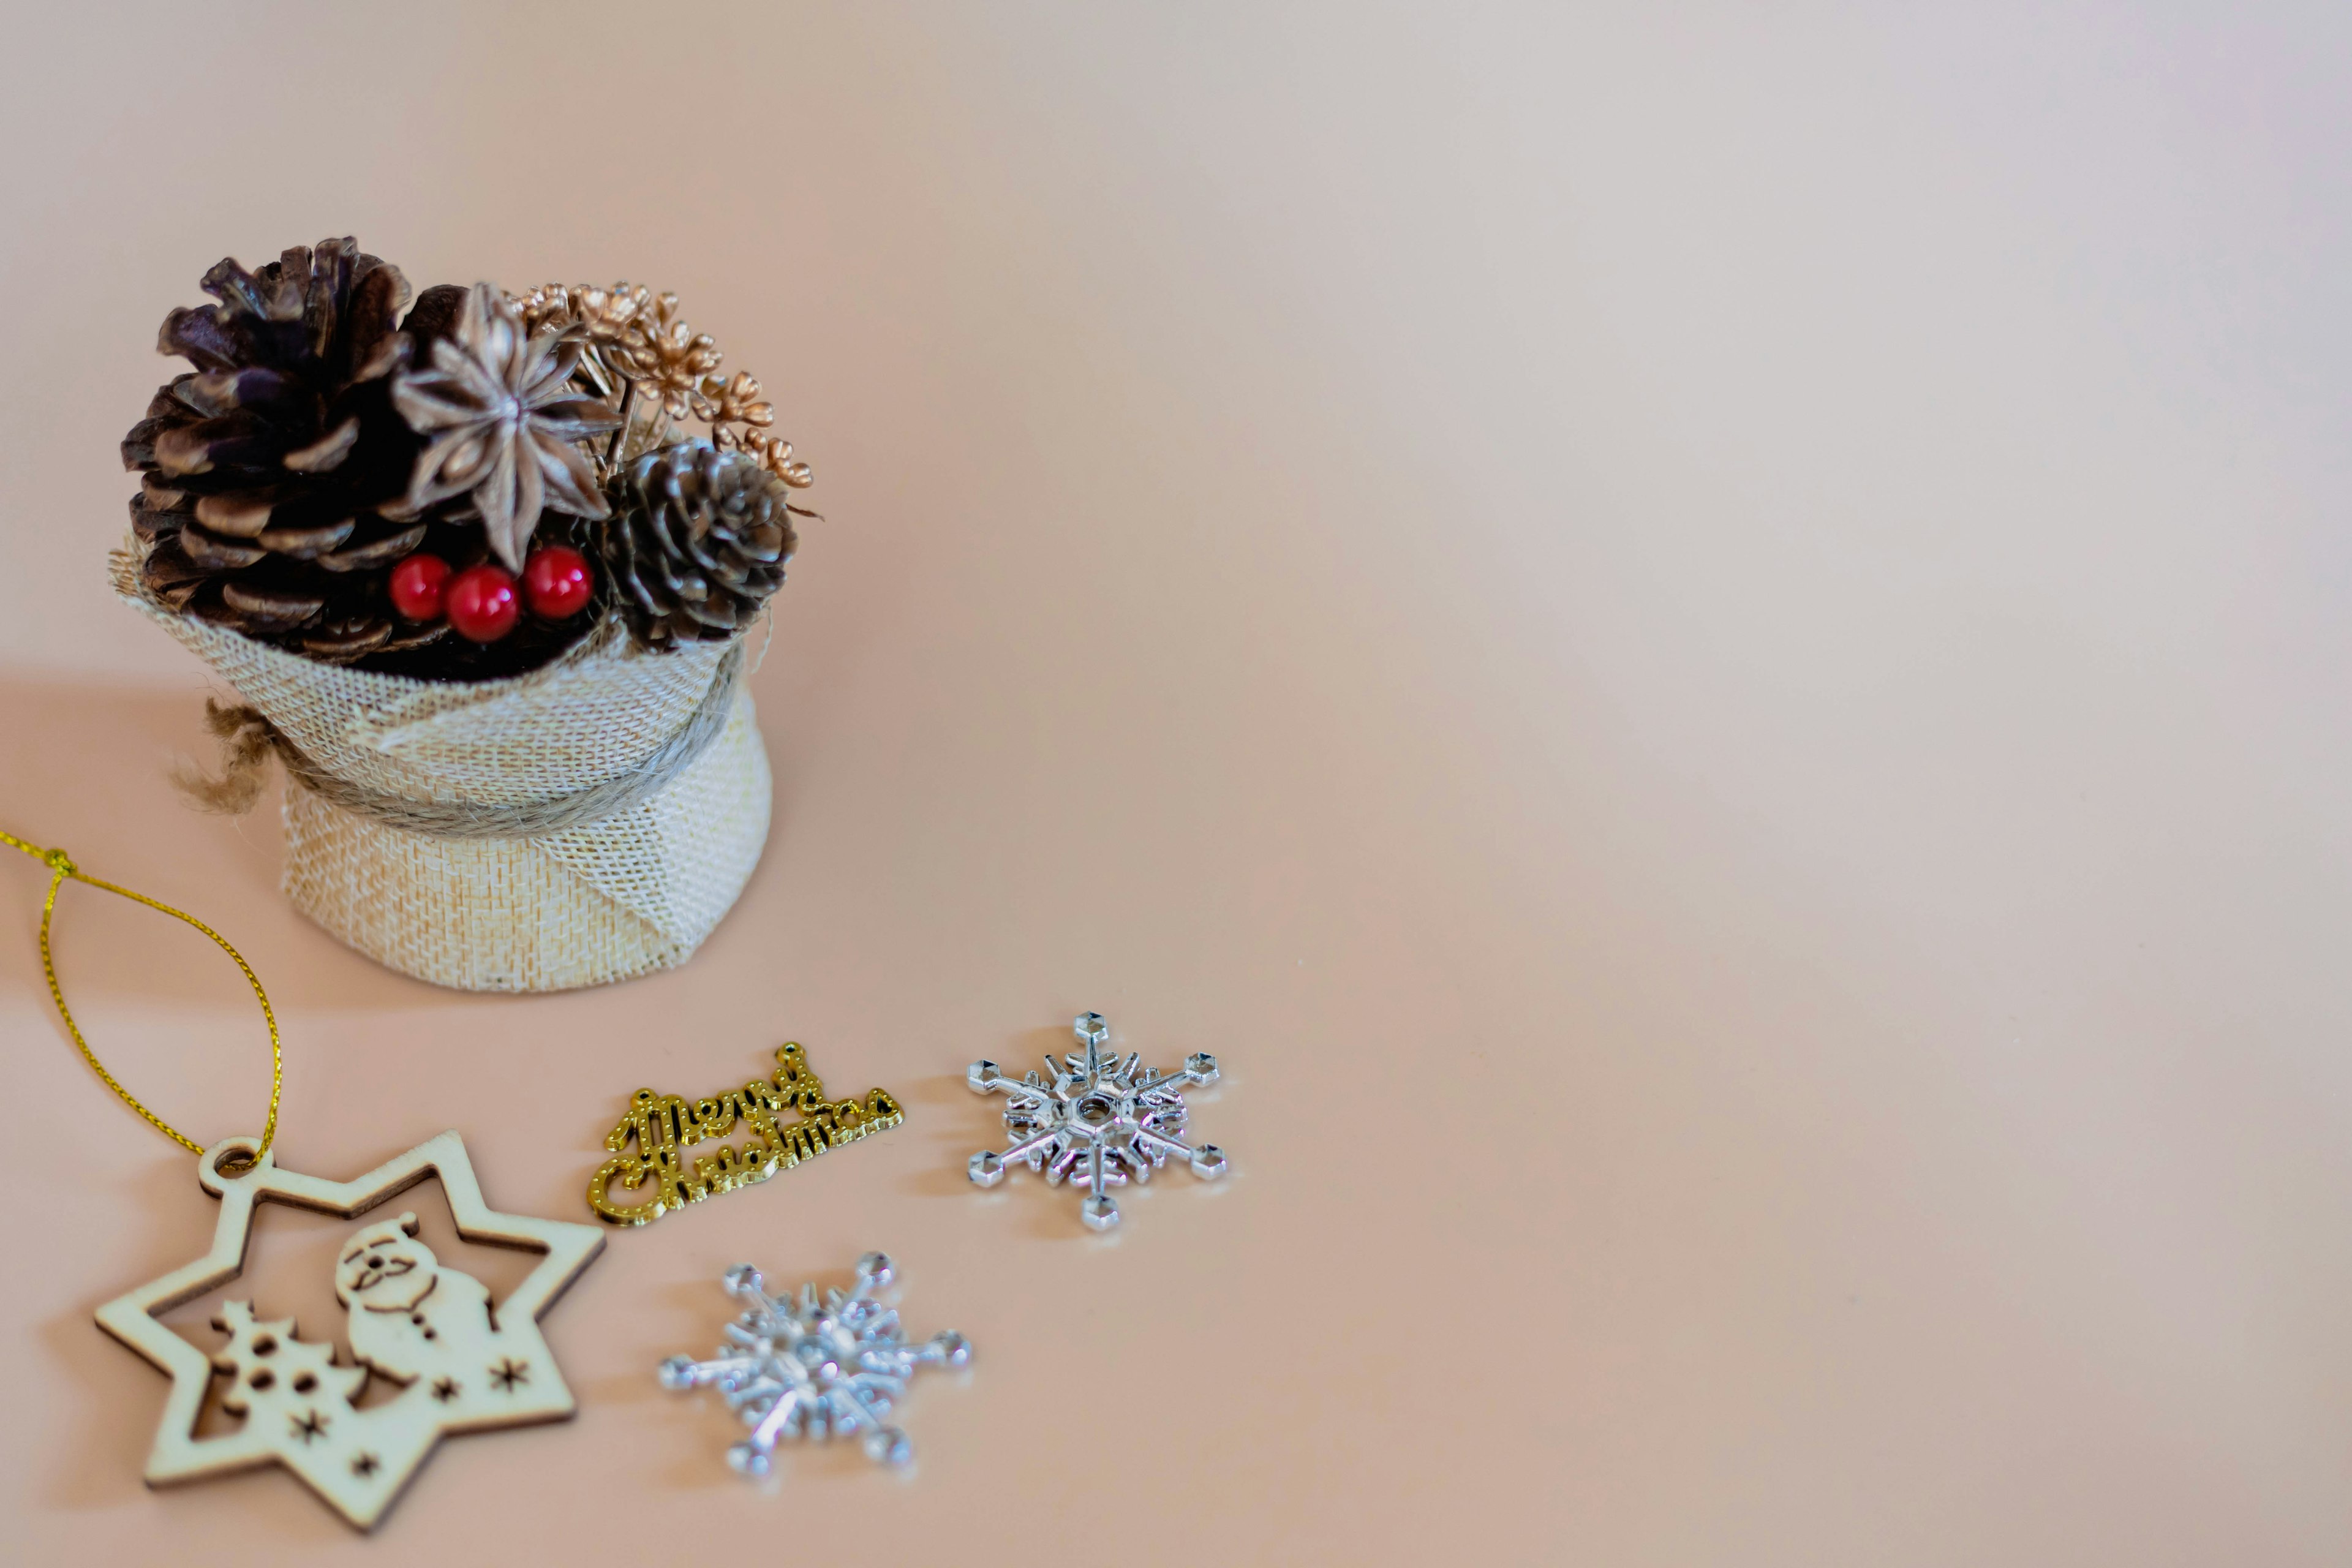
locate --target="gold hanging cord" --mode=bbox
[2,829,281,1162]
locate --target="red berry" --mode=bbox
[522,545,594,619]
[444,564,520,643]
[388,554,453,622]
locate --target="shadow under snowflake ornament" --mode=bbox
[658,1253,969,1480]
[967,1012,1229,1231]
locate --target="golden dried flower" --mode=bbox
[614,292,722,421]
[502,281,809,505]
[514,281,652,347]
[571,282,651,343]
[692,370,774,429]
[737,429,815,489]
[513,282,574,340]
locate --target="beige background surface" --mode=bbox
[3,3,2350,1563]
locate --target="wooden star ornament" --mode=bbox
[95,1130,605,1531]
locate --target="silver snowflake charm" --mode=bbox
[967,1011,1229,1231]
[657,1253,969,1479]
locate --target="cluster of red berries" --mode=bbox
[388,546,594,643]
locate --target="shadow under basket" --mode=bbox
[115,552,772,993]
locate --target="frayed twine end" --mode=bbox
[171,699,281,815]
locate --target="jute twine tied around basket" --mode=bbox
[178,643,746,837]
[113,549,775,993]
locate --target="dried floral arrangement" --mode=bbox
[123,238,814,680]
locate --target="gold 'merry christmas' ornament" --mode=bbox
[587,1041,904,1226]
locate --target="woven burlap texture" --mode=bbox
[111,551,772,992]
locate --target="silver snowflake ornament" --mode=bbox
[967,1011,1229,1231]
[657,1253,969,1479]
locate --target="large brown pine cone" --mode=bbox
[603,442,796,649]
[121,243,456,662]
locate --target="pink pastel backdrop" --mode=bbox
[4,4,2351,1563]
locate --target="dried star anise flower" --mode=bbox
[390,283,621,572]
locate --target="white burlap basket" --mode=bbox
[113,552,772,992]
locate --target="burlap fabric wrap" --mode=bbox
[111,551,772,992]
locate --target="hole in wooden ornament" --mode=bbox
[252,1335,277,1356]
[350,1368,404,1411]
[213,1148,257,1178]
[247,1368,274,1391]
[293,1372,317,1393]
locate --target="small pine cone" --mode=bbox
[122,239,442,656]
[603,442,796,649]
